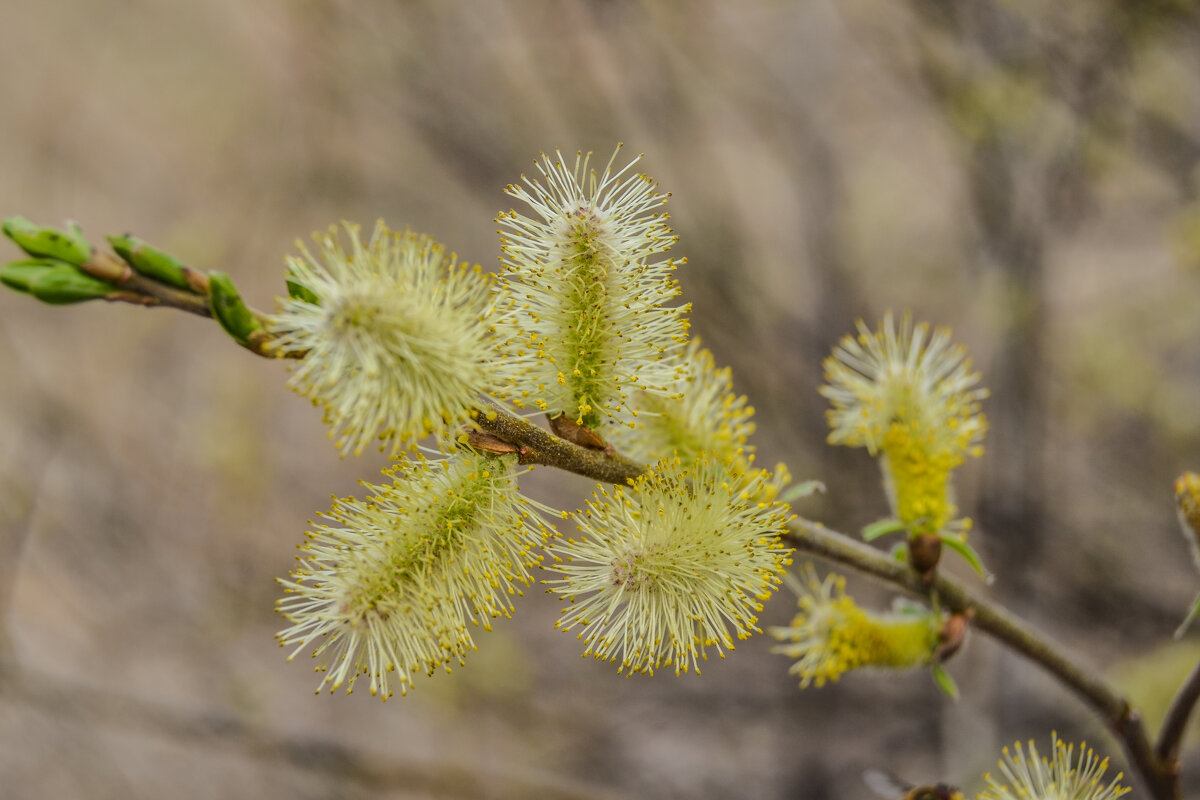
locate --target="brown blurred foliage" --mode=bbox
[2,1,1200,798]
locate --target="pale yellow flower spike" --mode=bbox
[607,338,756,469]
[1172,472,1200,637]
[269,221,496,456]
[768,564,941,688]
[821,312,988,535]
[276,451,549,700]
[977,733,1130,800]
[545,454,792,676]
[492,146,690,431]
[606,338,795,506]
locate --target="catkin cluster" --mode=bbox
[271,147,794,697]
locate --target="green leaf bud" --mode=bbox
[931,663,959,700]
[106,233,193,291]
[208,270,262,345]
[27,263,115,305]
[2,217,91,266]
[862,517,910,542]
[1,258,62,294]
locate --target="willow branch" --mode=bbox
[1156,654,1200,774]
[466,407,1175,794]
[26,285,1173,793]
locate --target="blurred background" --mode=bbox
[2,1,1200,797]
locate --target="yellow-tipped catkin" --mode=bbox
[275,451,548,700]
[545,454,792,677]
[605,338,795,505]
[822,313,988,535]
[977,733,1129,800]
[769,564,941,688]
[607,338,755,467]
[491,146,690,430]
[269,221,495,455]
[1177,472,1200,572]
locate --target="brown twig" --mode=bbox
[471,406,644,485]
[75,249,293,359]
[1155,653,1200,781]
[83,250,214,316]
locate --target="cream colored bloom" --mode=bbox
[546,455,792,676]
[769,564,941,688]
[492,146,690,429]
[276,451,547,700]
[977,734,1129,800]
[822,313,987,535]
[270,221,494,455]
[607,338,755,467]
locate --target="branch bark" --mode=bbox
[471,406,644,485]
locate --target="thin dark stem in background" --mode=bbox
[1156,655,1200,781]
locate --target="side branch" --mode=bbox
[784,517,1173,800]
[1156,655,1200,776]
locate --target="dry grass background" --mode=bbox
[2,1,1200,798]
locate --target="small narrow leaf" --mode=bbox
[931,663,959,700]
[939,534,994,584]
[1175,591,1200,640]
[862,518,908,541]
[208,271,262,345]
[778,480,826,504]
[286,275,321,305]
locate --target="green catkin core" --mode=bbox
[557,213,615,428]
[341,462,497,623]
